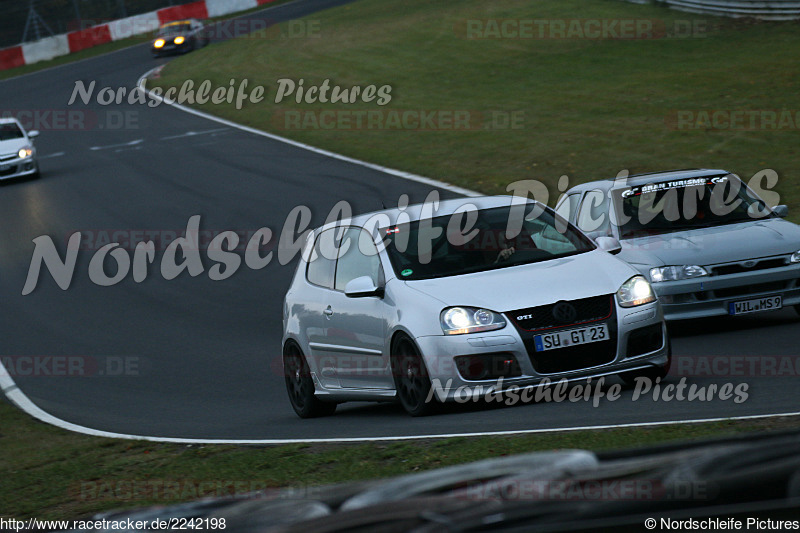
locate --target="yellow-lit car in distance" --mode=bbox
[152,19,209,58]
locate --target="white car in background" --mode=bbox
[556,169,800,320]
[0,118,39,181]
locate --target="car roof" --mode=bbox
[315,195,541,234]
[0,117,20,126]
[567,168,733,194]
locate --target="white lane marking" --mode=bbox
[90,139,143,151]
[0,369,798,444]
[115,146,142,153]
[38,151,66,159]
[136,69,481,198]
[161,127,229,140]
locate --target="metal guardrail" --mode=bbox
[626,0,800,20]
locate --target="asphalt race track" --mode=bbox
[1,0,799,442]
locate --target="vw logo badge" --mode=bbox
[552,302,577,323]
[742,260,756,268]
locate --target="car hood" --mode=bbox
[0,138,29,154]
[619,218,800,267]
[404,250,634,312]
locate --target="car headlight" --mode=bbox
[617,275,656,308]
[649,265,708,283]
[18,147,32,159]
[791,250,800,263]
[174,36,185,45]
[441,307,506,335]
[154,39,165,48]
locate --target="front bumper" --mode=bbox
[653,263,800,320]
[0,157,38,181]
[414,301,668,402]
[152,40,191,56]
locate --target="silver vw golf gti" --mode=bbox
[282,196,670,417]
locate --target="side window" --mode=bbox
[530,219,579,254]
[306,229,338,289]
[334,227,381,291]
[577,190,611,235]
[555,193,581,223]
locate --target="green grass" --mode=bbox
[0,0,296,81]
[150,0,800,219]
[2,399,800,519]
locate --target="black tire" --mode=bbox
[391,335,436,416]
[621,339,672,387]
[283,342,336,418]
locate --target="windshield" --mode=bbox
[613,175,773,238]
[0,122,24,141]
[158,23,191,36]
[382,205,594,280]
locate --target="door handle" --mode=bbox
[323,306,333,318]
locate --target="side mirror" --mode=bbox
[28,130,39,139]
[344,276,383,298]
[772,205,789,218]
[595,236,622,255]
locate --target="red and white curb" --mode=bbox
[0,0,279,71]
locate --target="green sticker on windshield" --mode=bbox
[401,269,413,277]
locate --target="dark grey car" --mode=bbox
[152,19,209,57]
